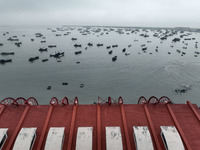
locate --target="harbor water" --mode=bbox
[0,25,200,105]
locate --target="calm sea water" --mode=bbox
[0,25,200,105]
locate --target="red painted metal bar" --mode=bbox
[37,105,54,150]
[120,104,132,150]
[67,104,78,150]
[144,104,162,150]
[0,105,5,116]
[97,103,101,150]
[187,101,200,122]
[167,104,192,150]
[6,105,30,150]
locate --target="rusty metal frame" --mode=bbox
[67,102,78,150]
[187,101,200,122]
[37,105,54,149]
[166,104,192,150]
[6,105,30,149]
[144,104,162,150]
[97,103,101,150]
[119,99,132,150]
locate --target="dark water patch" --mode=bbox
[175,85,192,94]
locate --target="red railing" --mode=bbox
[148,96,159,104]
[97,96,123,105]
[0,97,39,106]
[0,97,16,106]
[26,97,39,105]
[49,97,78,105]
[138,96,148,104]
[138,96,172,104]
[1,96,172,106]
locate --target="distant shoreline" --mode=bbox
[0,24,200,30]
[1,24,200,32]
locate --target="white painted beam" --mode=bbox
[44,127,65,150]
[160,126,185,150]
[106,126,123,150]
[13,128,37,150]
[133,126,154,150]
[0,128,8,150]
[76,127,93,150]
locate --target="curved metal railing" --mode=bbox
[0,97,39,106]
[138,96,172,104]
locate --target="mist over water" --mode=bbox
[0,25,200,105]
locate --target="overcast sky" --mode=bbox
[0,0,200,28]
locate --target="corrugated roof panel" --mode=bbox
[75,127,93,150]
[0,103,199,150]
[44,127,65,150]
[12,128,37,150]
[106,126,123,150]
[160,126,185,150]
[133,126,154,150]
[0,128,8,150]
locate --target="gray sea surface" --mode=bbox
[0,25,200,106]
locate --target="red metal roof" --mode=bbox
[0,99,199,150]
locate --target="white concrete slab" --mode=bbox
[76,127,93,150]
[160,126,185,150]
[106,126,123,150]
[12,128,37,150]
[44,127,65,150]
[0,128,8,150]
[133,126,154,150]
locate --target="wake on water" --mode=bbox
[164,61,200,93]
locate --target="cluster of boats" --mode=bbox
[0,26,200,66]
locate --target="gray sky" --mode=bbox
[0,0,200,28]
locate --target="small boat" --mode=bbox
[106,46,111,49]
[97,44,103,47]
[0,59,12,64]
[112,56,117,62]
[15,42,22,47]
[50,52,64,58]
[125,53,130,56]
[75,51,82,55]
[47,86,51,90]
[39,48,48,52]
[42,59,48,62]
[0,52,14,55]
[29,56,39,62]
[176,49,181,53]
[87,43,93,46]
[112,45,118,48]
[48,45,57,48]
[80,84,84,88]
[74,44,82,48]
[71,38,77,41]
[182,52,186,55]
[62,82,68,85]
[108,50,113,55]
[142,47,147,51]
